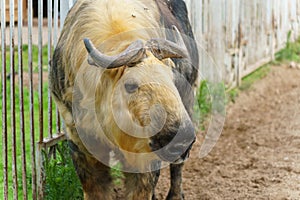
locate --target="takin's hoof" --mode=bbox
[152,194,157,200]
[166,191,184,200]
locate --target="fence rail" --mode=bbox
[1,0,300,199]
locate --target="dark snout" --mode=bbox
[150,119,196,163]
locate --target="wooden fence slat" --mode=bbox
[185,0,300,87]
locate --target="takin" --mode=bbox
[50,0,199,199]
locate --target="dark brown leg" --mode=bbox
[152,168,161,200]
[166,163,184,200]
[124,171,159,200]
[68,140,113,200]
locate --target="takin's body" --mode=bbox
[50,0,198,199]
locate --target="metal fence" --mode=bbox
[1,0,300,200]
[0,0,71,199]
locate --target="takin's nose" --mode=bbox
[150,119,196,163]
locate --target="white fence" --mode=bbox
[186,0,300,87]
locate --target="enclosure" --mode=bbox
[1,0,300,199]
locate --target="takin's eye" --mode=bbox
[124,80,139,94]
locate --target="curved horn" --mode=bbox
[145,26,189,60]
[83,38,145,69]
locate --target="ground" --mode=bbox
[155,65,300,199]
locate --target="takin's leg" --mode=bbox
[124,170,160,200]
[152,169,161,200]
[166,163,184,200]
[68,140,113,200]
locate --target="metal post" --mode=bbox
[27,0,37,198]
[18,0,28,199]
[9,0,18,199]
[1,0,8,199]
[48,0,53,139]
[54,0,61,134]
[37,0,44,198]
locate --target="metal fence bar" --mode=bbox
[38,0,44,144]
[69,0,74,10]
[17,0,28,199]
[9,0,18,199]
[60,0,70,30]
[54,0,59,47]
[27,0,37,199]
[47,0,53,139]
[54,0,61,134]
[37,0,44,198]
[1,0,8,199]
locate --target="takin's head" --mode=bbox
[83,28,195,168]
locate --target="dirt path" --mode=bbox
[156,65,300,199]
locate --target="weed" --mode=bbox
[239,64,271,91]
[196,81,226,129]
[275,31,300,62]
[44,141,83,200]
[110,163,124,186]
[227,88,238,103]
[197,80,212,119]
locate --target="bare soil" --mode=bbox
[156,65,300,199]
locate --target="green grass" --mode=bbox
[0,81,57,199]
[110,163,125,186]
[0,44,64,199]
[44,142,83,200]
[275,31,300,63]
[225,64,270,104]
[239,64,271,91]
[196,80,226,130]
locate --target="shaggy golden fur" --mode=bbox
[51,0,194,199]
[55,0,182,155]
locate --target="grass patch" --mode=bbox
[0,81,57,199]
[44,141,83,200]
[196,81,226,129]
[275,31,300,63]
[110,163,125,186]
[224,64,271,105]
[239,64,271,91]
